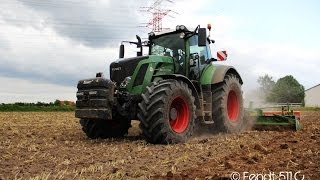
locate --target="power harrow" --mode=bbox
[246,105,302,131]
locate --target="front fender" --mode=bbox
[156,74,201,108]
[200,64,243,85]
[127,55,174,94]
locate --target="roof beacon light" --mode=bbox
[207,24,212,31]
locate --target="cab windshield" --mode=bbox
[150,33,185,58]
[150,33,186,73]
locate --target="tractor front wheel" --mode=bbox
[138,80,196,144]
[212,74,245,133]
[80,117,130,139]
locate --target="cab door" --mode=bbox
[187,35,212,81]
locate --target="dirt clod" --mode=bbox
[199,138,209,144]
[280,143,289,149]
[166,171,173,177]
[254,143,269,154]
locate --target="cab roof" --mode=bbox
[148,25,195,39]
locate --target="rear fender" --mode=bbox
[200,64,243,85]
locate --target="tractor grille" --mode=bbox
[110,56,148,86]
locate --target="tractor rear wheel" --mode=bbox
[212,74,244,133]
[137,80,196,144]
[80,117,130,139]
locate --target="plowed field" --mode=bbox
[0,112,319,179]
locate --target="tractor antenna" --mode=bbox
[140,0,178,32]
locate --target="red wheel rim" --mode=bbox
[227,90,239,122]
[169,96,189,133]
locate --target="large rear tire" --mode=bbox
[212,74,245,133]
[137,80,196,144]
[80,116,130,139]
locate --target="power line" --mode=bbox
[140,0,177,32]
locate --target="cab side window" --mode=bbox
[189,36,209,65]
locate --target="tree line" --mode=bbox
[257,74,305,105]
[0,100,75,112]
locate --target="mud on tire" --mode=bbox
[212,74,245,133]
[137,79,196,144]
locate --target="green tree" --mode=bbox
[257,74,275,101]
[54,99,61,106]
[267,75,305,103]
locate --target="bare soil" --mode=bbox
[0,112,319,179]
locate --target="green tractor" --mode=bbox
[75,25,245,144]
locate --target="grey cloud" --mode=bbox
[0,36,10,50]
[0,0,148,89]
[14,0,146,47]
[0,27,116,87]
[1,0,49,31]
[0,56,79,86]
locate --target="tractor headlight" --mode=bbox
[148,32,155,39]
[180,32,185,39]
[176,25,186,31]
[120,76,131,88]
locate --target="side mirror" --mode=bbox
[119,44,124,58]
[136,35,142,56]
[198,28,207,46]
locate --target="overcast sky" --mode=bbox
[0,0,319,103]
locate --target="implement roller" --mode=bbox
[246,105,302,131]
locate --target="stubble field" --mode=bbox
[0,112,319,179]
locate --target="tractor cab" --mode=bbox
[118,24,221,83]
[147,25,216,81]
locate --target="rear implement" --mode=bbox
[246,105,302,131]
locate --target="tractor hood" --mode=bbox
[110,56,149,86]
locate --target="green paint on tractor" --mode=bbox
[126,55,174,95]
[246,105,302,131]
[200,64,216,85]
